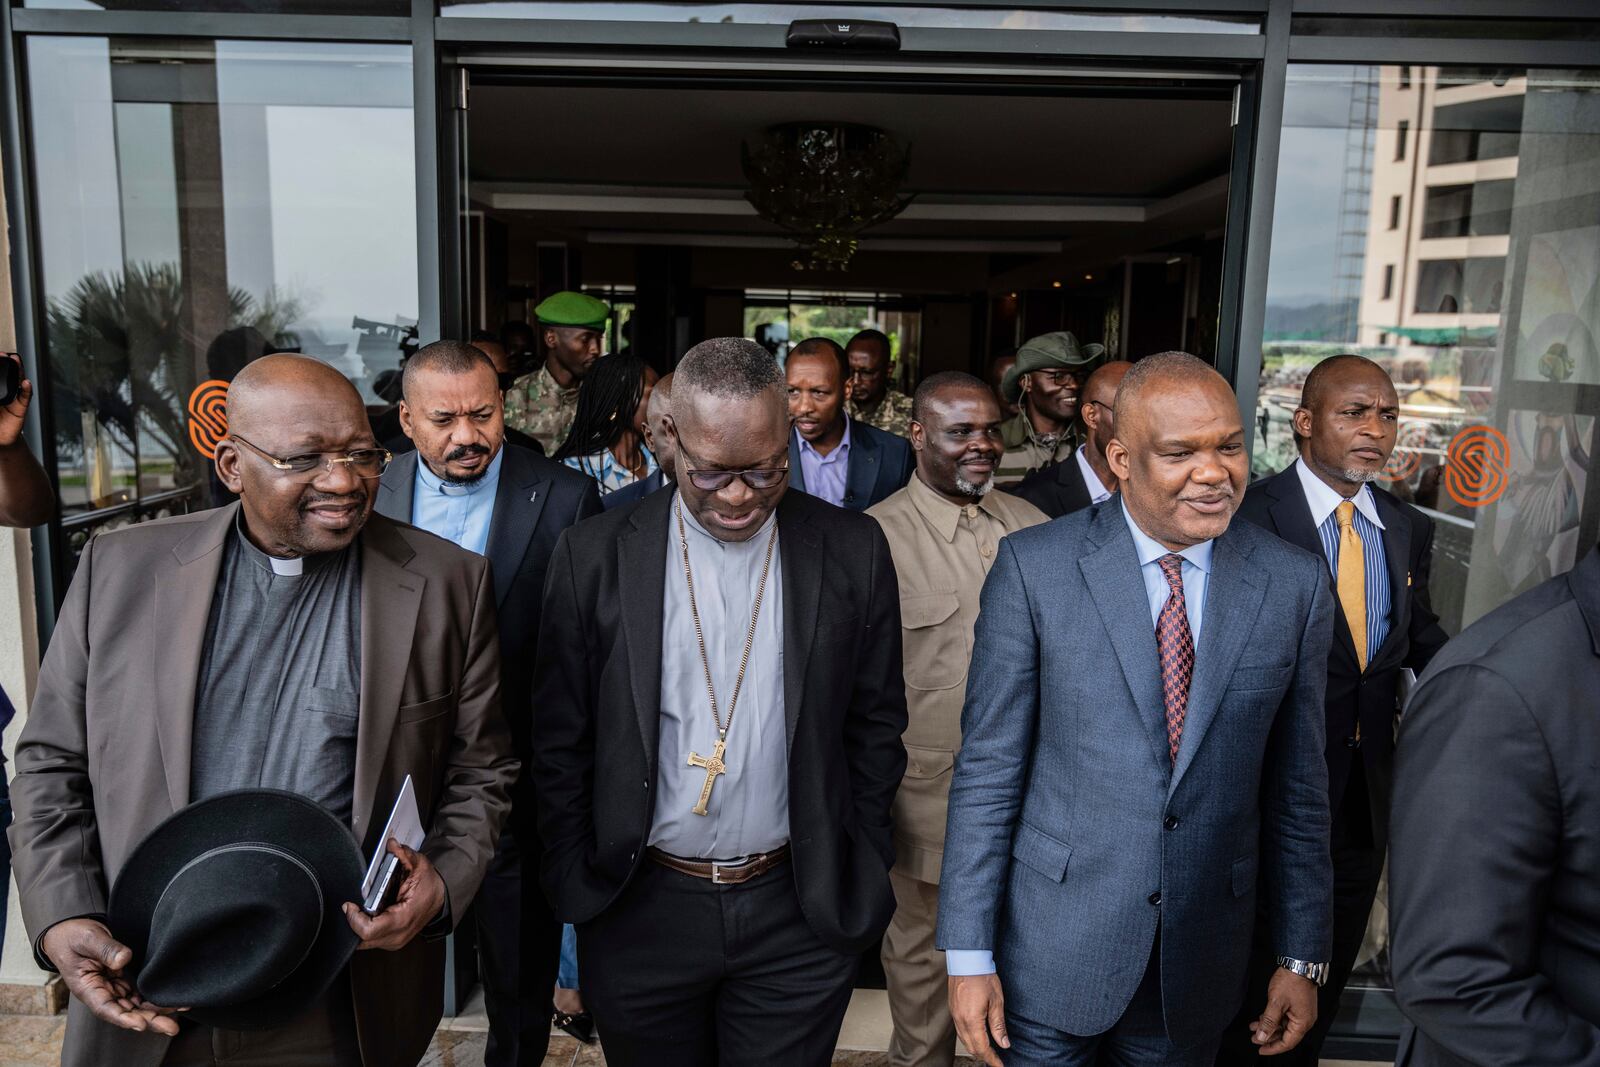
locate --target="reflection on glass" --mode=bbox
[741,290,920,387]
[25,0,406,11]
[27,37,418,534]
[1260,61,1600,1031]
[442,1,1259,34]
[1262,63,1600,630]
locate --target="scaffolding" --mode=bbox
[1331,65,1380,343]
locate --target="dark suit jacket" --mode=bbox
[1010,452,1093,519]
[937,499,1334,1047]
[788,420,914,512]
[529,488,909,955]
[7,505,517,1067]
[376,444,601,831]
[601,468,667,511]
[1390,545,1600,1067]
[1236,464,1448,847]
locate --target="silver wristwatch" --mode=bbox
[1276,956,1330,987]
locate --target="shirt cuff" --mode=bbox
[945,949,996,976]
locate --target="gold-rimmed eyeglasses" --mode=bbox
[231,435,392,481]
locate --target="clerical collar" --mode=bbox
[675,490,778,552]
[232,512,341,578]
[417,447,503,498]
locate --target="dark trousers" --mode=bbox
[1004,935,1220,1067]
[1216,763,1385,1065]
[477,828,562,1067]
[580,857,859,1067]
[161,984,360,1066]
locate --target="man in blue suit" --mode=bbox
[939,352,1336,1065]
[787,337,915,511]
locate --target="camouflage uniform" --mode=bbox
[847,389,915,438]
[503,362,580,456]
[995,410,1082,487]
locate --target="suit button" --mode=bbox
[1164,816,1179,830]
[1148,891,1162,906]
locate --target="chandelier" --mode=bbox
[741,122,914,272]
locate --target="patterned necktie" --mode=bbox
[1335,500,1368,671]
[1156,554,1195,765]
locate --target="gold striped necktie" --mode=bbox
[1336,499,1368,672]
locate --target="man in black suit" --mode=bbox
[1012,360,1129,519]
[1389,543,1600,1066]
[786,337,915,511]
[1220,354,1447,1063]
[375,340,602,1067]
[531,337,908,1067]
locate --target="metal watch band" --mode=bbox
[1275,956,1330,987]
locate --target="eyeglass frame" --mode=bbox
[676,440,789,492]
[230,434,393,480]
[1031,367,1090,387]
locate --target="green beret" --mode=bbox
[534,291,610,331]
[1002,331,1107,403]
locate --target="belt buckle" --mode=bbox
[711,862,728,885]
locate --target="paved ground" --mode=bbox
[0,988,1385,1067]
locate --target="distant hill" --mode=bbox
[1263,300,1360,343]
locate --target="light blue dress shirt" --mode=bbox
[410,447,503,557]
[1294,458,1391,658]
[796,416,853,507]
[945,498,1215,978]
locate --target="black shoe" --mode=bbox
[553,1008,596,1045]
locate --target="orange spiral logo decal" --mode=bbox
[187,379,230,460]
[1443,425,1509,508]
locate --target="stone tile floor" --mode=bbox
[0,988,1386,1067]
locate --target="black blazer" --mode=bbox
[376,443,602,822]
[1235,463,1448,847]
[1390,545,1600,1067]
[1010,452,1093,519]
[529,488,909,954]
[788,420,915,512]
[601,468,667,511]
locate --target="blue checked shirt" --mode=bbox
[1295,458,1391,660]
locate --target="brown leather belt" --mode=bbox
[648,844,790,885]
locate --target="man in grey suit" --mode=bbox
[939,352,1336,1065]
[1389,543,1600,1066]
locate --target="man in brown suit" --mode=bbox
[8,355,517,1067]
[867,372,1046,1066]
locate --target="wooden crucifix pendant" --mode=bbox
[687,738,728,817]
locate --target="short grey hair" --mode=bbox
[1114,350,1224,417]
[676,337,784,399]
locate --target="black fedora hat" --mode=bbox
[108,788,364,1031]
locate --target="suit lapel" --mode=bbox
[373,451,417,526]
[1060,454,1092,512]
[620,491,670,772]
[1170,529,1267,793]
[1270,467,1360,668]
[1079,504,1171,774]
[787,429,808,494]
[484,448,550,607]
[351,517,424,841]
[845,426,880,511]
[779,497,823,753]
[152,505,235,813]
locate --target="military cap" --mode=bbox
[534,291,610,331]
[1002,331,1107,403]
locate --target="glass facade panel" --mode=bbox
[441,1,1260,34]
[26,36,417,558]
[25,1,407,12]
[1261,60,1600,1031]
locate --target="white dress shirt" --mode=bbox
[1075,445,1114,505]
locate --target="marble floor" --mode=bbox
[0,989,1386,1067]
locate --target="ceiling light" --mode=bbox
[742,122,914,272]
[1051,281,1062,288]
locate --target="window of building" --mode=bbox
[1429,97,1525,165]
[1421,180,1516,239]
[1399,65,1411,89]
[1396,120,1409,161]
[1413,257,1506,315]
[1382,265,1396,300]
[25,36,418,571]
[1389,195,1403,230]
